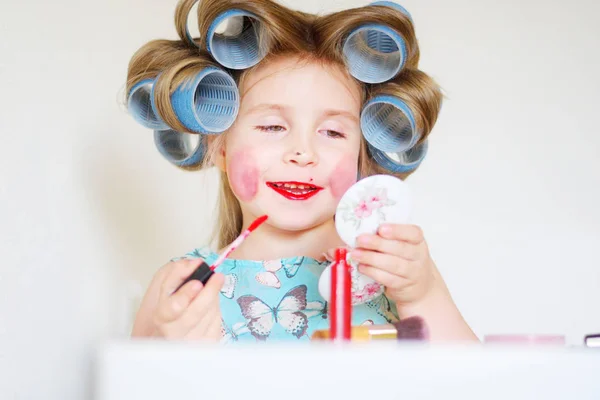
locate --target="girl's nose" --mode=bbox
[284,148,318,167]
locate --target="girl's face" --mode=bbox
[217,55,363,231]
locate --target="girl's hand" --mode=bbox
[350,224,438,306]
[132,258,224,341]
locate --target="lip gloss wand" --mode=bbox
[175,215,268,292]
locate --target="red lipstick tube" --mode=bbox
[330,248,352,341]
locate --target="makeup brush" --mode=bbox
[174,215,268,292]
[312,316,429,342]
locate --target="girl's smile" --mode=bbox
[266,181,324,200]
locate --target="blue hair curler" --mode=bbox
[361,95,419,153]
[206,9,266,70]
[370,1,413,21]
[342,1,412,84]
[169,66,239,133]
[154,129,206,168]
[342,24,407,84]
[182,0,200,46]
[128,79,169,131]
[368,139,427,173]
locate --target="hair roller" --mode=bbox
[175,0,266,69]
[154,129,206,168]
[343,24,408,84]
[179,0,311,70]
[314,2,418,84]
[152,57,240,134]
[361,68,443,154]
[360,95,418,152]
[368,139,427,173]
[370,1,413,21]
[343,2,414,83]
[128,79,170,131]
[206,9,266,70]
[175,0,202,47]
[169,66,239,133]
[126,40,199,130]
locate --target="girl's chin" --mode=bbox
[265,213,334,232]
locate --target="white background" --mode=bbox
[1,0,599,398]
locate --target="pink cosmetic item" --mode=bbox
[210,214,268,270]
[175,215,268,292]
[484,335,566,346]
[330,248,352,341]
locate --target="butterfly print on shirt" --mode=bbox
[236,285,326,341]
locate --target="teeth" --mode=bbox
[272,182,316,191]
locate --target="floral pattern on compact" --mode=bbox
[348,256,384,304]
[338,183,396,229]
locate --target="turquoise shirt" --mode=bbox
[175,247,399,343]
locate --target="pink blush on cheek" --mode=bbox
[228,150,260,202]
[329,155,358,199]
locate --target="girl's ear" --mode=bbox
[207,134,227,171]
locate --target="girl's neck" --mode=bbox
[223,216,345,262]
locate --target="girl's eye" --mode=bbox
[324,130,346,139]
[255,125,286,133]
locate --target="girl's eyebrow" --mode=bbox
[245,103,359,124]
[244,103,285,115]
[323,109,359,124]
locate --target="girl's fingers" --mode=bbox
[185,307,222,341]
[160,258,206,299]
[187,273,224,313]
[351,249,411,278]
[378,224,425,244]
[155,279,203,324]
[358,264,411,290]
[355,234,420,261]
[160,293,220,339]
[175,273,224,332]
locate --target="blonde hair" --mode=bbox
[126,0,443,249]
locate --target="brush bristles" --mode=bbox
[393,316,428,340]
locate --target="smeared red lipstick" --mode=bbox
[267,181,323,200]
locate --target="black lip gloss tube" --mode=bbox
[174,260,214,293]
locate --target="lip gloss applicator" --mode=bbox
[175,215,268,292]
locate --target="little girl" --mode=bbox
[127,0,478,342]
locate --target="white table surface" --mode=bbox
[96,340,600,400]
